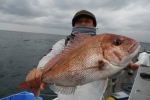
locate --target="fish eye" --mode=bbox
[113,38,122,46]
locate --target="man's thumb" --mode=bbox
[40,83,47,90]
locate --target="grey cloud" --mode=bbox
[127,15,150,30]
[0,0,73,29]
[52,0,147,11]
[0,0,150,43]
[0,0,47,17]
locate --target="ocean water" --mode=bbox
[0,30,66,100]
[0,30,150,100]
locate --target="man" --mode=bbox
[26,10,138,100]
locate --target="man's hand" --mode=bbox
[25,68,47,90]
[124,61,139,71]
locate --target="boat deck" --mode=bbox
[104,52,150,100]
[129,64,150,100]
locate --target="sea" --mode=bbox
[0,30,150,100]
[0,30,66,100]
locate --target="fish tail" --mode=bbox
[17,81,40,100]
[32,87,40,100]
[16,81,31,89]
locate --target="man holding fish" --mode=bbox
[18,10,139,100]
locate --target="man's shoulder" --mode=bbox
[54,39,65,45]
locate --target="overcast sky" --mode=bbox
[0,0,150,43]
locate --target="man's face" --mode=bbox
[74,16,95,27]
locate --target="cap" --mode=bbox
[72,10,97,27]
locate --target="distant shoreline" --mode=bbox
[1,29,149,44]
[0,29,67,36]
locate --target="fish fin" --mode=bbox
[60,33,91,62]
[16,81,40,100]
[32,87,40,100]
[16,81,31,89]
[42,33,91,73]
[50,84,76,95]
[68,33,91,46]
[93,78,108,97]
[64,33,91,54]
[98,60,105,70]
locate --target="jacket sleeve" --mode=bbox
[37,39,66,68]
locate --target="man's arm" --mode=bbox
[26,39,66,90]
[37,39,65,68]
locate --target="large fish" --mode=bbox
[17,33,140,99]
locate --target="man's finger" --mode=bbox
[26,68,39,87]
[40,83,47,90]
[35,68,43,86]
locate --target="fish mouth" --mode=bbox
[127,42,140,54]
[120,44,141,67]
